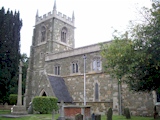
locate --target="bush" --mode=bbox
[107,107,112,120]
[9,94,17,105]
[32,96,58,114]
[75,113,83,120]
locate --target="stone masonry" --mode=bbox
[25,1,156,116]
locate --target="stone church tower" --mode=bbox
[25,0,155,115]
[25,1,75,107]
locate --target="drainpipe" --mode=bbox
[83,55,86,106]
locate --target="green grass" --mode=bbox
[0,110,10,115]
[0,110,156,120]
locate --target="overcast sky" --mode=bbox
[1,0,152,56]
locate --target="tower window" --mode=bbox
[61,27,67,43]
[55,65,60,75]
[93,57,101,71]
[41,26,46,42]
[72,61,78,73]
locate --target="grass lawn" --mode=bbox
[0,110,156,120]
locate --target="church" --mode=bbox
[24,1,158,116]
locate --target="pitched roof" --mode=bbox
[48,75,73,103]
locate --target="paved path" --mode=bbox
[0,114,30,118]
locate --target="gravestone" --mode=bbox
[92,113,95,120]
[28,102,33,114]
[52,110,55,120]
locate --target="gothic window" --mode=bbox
[41,26,46,42]
[93,57,101,71]
[72,61,78,73]
[55,65,60,75]
[95,83,99,101]
[61,27,67,43]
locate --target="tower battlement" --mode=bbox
[35,10,74,26]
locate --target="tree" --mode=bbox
[21,53,29,95]
[0,7,22,104]
[10,53,29,95]
[101,1,160,92]
[101,33,134,81]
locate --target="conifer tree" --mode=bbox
[0,7,22,104]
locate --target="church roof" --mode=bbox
[48,75,73,103]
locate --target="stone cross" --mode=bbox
[17,60,23,106]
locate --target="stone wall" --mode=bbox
[63,74,113,102]
[25,8,75,108]
[121,83,154,116]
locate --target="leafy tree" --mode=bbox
[21,53,29,95]
[0,7,22,104]
[101,1,160,92]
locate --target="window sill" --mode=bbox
[70,73,80,76]
[89,71,102,74]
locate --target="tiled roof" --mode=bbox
[48,75,73,103]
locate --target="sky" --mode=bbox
[0,0,152,56]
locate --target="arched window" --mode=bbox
[93,57,101,71]
[95,83,99,101]
[72,61,78,73]
[61,27,67,43]
[41,26,46,42]
[54,64,60,75]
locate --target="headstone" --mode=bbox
[4,103,8,109]
[95,114,101,120]
[28,102,33,114]
[52,109,55,120]
[92,113,95,120]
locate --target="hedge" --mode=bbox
[32,96,58,114]
[9,94,17,105]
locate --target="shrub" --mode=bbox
[107,107,112,120]
[9,94,17,105]
[32,96,58,114]
[75,113,83,120]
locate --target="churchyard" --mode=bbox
[0,110,155,120]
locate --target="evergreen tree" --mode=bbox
[0,7,22,104]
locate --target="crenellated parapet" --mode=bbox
[35,9,75,27]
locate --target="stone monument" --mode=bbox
[12,60,27,115]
